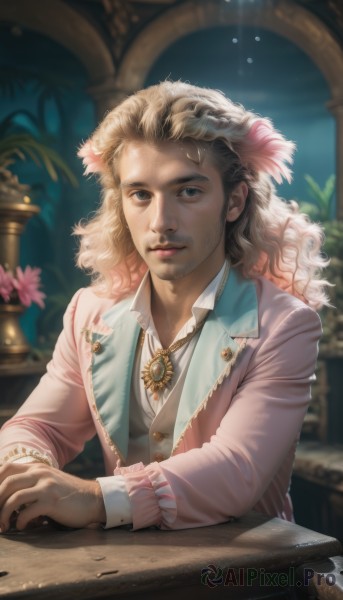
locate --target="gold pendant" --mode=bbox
[141,353,174,393]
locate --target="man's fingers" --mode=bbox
[0,469,41,529]
[0,462,33,480]
[0,487,41,531]
[0,472,36,503]
[0,463,105,531]
[14,503,45,531]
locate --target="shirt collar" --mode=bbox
[129,261,228,336]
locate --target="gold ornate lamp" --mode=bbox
[0,168,40,363]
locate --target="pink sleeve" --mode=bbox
[121,306,321,530]
[0,289,95,468]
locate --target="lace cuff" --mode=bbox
[0,446,57,467]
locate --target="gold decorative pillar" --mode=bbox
[0,169,40,363]
[328,98,343,220]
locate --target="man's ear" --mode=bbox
[226,182,248,223]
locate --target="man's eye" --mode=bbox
[180,187,200,198]
[133,190,150,201]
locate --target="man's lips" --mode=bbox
[149,244,186,257]
[149,244,185,250]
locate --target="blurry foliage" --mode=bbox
[298,173,341,258]
[322,219,343,260]
[0,112,78,187]
[299,174,343,348]
[0,65,78,187]
[300,174,335,222]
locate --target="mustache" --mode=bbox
[148,236,190,249]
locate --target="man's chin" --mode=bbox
[149,265,194,283]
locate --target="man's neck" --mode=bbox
[150,285,192,347]
[150,262,226,348]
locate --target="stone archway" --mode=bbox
[0,0,118,118]
[116,0,343,219]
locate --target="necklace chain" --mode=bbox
[140,261,230,396]
[140,313,205,355]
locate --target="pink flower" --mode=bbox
[239,118,295,184]
[0,265,15,302]
[13,266,46,309]
[77,139,104,175]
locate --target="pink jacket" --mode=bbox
[0,268,321,530]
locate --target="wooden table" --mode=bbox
[0,512,342,599]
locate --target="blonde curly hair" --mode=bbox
[76,80,329,310]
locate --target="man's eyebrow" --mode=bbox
[120,174,210,189]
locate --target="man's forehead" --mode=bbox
[121,137,201,154]
[118,138,214,173]
[118,140,220,189]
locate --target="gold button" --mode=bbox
[152,431,165,442]
[221,347,233,361]
[92,341,102,353]
[154,453,165,462]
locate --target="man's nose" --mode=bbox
[150,196,177,233]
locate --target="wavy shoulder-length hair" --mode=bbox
[76,80,329,310]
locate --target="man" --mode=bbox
[0,81,328,532]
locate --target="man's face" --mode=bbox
[119,139,239,287]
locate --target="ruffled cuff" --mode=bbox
[116,462,177,530]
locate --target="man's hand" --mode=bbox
[0,462,106,532]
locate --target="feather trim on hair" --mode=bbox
[78,139,104,175]
[238,118,295,184]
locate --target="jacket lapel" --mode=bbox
[173,268,259,447]
[91,298,141,461]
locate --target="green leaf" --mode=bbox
[304,174,323,205]
[0,133,78,187]
[303,174,336,221]
[323,174,335,201]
